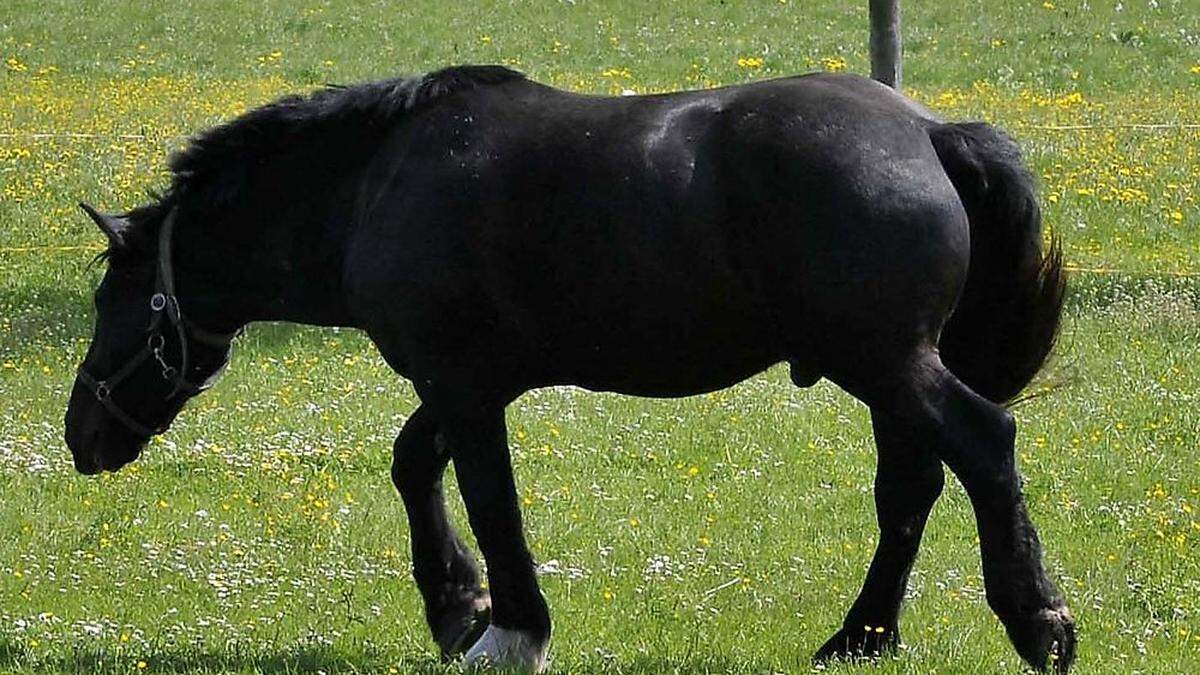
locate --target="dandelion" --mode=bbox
[820,56,847,72]
[737,56,764,69]
[255,50,283,65]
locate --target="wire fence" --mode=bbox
[2,123,1197,278]
[0,132,152,140]
[3,108,1193,144]
[1025,123,1200,131]
[1,121,1197,143]
[2,243,1197,278]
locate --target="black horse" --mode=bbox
[65,65,1073,671]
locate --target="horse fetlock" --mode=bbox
[432,587,492,659]
[1001,604,1076,673]
[462,624,550,672]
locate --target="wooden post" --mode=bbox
[869,0,902,89]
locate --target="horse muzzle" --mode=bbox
[65,382,145,475]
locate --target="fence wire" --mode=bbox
[2,244,1196,278]
[3,123,1197,278]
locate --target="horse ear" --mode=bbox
[79,202,131,249]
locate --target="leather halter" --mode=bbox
[76,208,240,437]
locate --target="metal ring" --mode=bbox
[147,333,165,350]
[95,382,110,401]
[150,293,167,311]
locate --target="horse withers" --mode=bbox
[65,65,1072,671]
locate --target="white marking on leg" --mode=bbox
[462,625,549,672]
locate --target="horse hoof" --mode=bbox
[436,589,492,659]
[462,625,549,672]
[813,624,900,662]
[1004,605,1076,673]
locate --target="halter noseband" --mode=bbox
[76,208,240,437]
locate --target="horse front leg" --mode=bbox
[815,410,945,662]
[442,405,551,671]
[392,405,490,657]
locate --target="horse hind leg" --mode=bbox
[841,352,1076,672]
[814,407,945,661]
[392,405,490,658]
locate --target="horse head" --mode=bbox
[64,204,237,474]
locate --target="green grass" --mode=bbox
[2,1,1199,673]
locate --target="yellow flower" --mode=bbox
[737,57,764,69]
[820,56,847,72]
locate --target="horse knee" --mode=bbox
[391,410,444,494]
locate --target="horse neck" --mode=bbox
[172,195,359,331]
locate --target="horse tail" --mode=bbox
[930,121,1066,405]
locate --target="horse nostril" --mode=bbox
[72,446,102,475]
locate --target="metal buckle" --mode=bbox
[94,382,110,401]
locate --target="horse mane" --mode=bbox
[165,64,524,207]
[91,66,523,264]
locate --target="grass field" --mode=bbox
[2,1,1199,673]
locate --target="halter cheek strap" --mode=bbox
[76,208,241,438]
[76,340,162,437]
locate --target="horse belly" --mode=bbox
[538,273,782,397]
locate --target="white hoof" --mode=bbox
[462,624,549,672]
